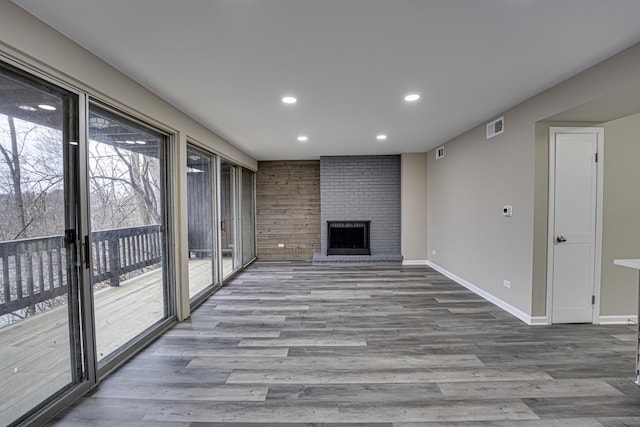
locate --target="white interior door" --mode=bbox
[549,128,601,324]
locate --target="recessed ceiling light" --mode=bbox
[19,105,37,111]
[297,135,308,142]
[404,94,420,102]
[38,104,56,111]
[376,134,387,141]
[282,96,297,104]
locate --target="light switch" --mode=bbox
[503,206,513,217]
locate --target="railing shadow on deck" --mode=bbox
[0,225,161,318]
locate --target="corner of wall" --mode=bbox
[401,153,428,262]
[531,122,550,318]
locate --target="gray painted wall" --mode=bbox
[600,113,640,316]
[427,42,640,321]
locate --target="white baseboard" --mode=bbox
[529,316,549,326]
[426,261,540,325]
[598,315,638,325]
[403,259,428,266]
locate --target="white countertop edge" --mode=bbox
[614,259,640,270]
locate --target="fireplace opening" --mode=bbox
[327,221,370,255]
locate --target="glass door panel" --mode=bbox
[186,146,218,299]
[241,168,256,265]
[0,63,81,426]
[88,105,168,365]
[220,160,238,278]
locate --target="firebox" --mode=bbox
[327,221,370,255]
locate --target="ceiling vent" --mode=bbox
[486,116,504,139]
[436,146,444,159]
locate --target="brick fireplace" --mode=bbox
[313,155,402,263]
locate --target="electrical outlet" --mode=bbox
[503,280,511,289]
[278,243,285,248]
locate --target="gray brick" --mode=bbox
[320,155,401,257]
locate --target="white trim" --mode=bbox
[403,259,428,266]
[529,316,549,326]
[427,261,539,325]
[597,315,638,325]
[593,130,604,323]
[547,127,604,324]
[546,130,555,323]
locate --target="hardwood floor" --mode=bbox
[49,261,640,426]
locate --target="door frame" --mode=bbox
[0,55,93,427]
[546,127,604,324]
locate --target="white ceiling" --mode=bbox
[14,0,640,160]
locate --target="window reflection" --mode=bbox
[88,107,168,364]
[186,146,217,299]
[0,63,80,426]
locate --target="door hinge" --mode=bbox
[592,295,596,305]
[595,152,598,163]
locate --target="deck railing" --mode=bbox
[0,225,161,316]
[91,225,162,287]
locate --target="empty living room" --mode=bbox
[2,1,640,426]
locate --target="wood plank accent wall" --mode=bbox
[256,160,320,261]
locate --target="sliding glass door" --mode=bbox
[0,63,82,426]
[186,153,253,293]
[0,58,257,426]
[186,145,218,299]
[241,168,256,265]
[87,105,170,367]
[220,159,239,278]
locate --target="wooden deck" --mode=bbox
[0,259,216,426]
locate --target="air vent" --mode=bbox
[436,146,444,159]
[486,116,504,139]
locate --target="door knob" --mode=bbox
[556,235,567,243]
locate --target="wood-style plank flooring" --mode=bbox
[49,261,640,426]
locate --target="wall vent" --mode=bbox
[486,116,504,139]
[435,146,444,159]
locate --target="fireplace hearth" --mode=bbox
[327,221,370,255]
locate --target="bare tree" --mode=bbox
[0,116,27,239]
[0,114,162,326]
[115,146,161,224]
[0,115,67,322]
[0,116,65,240]
[89,142,161,230]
